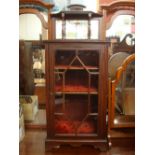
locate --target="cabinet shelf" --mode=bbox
[55,85,98,94]
[55,65,99,70]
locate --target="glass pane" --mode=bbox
[77,115,98,134]
[54,49,99,135]
[54,94,64,114]
[33,48,45,84]
[54,95,89,134]
[125,61,135,88]
[78,50,99,68]
[66,20,88,39]
[115,60,135,116]
[65,70,89,93]
[55,50,75,67]
[54,95,98,135]
[56,20,62,39]
[55,72,63,92]
[90,95,98,113]
[90,20,99,39]
[106,15,135,42]
[90,74,98,93]
[54,115,76,134]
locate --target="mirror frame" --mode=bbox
[19,0,54,39]
[100,0,135,40]
[109,54,135,128]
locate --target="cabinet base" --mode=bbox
[45,139,108,152]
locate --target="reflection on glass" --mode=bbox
[90,20,99,39]
[56,20,62,39]
[56,19,99,40]
[90,95,98,113]
[55,94,64,113]
[33,48,46,84]
[115,61,135,116]
[66,20,88,39]
[54,95,98,135]
[106,15,135,42]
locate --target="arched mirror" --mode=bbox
[19,0,53,129]
[107,15,135,127]
[106,15,135,43]
[19,13,48,40]
[106,15,135,57]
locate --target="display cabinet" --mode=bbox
[44,41,109,151]
[44,4,109,151]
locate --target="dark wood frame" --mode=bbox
[44,40,109,151]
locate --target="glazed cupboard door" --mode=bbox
[45,41,108,142]
[53,49,99,137]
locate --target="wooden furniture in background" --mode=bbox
[99,2,135,147]
[19,41,46,129]
[19,41,34,95]
[112,34,135,54]
[108,54,135,147]
[34,84,46,108]
[32,41,46,107]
